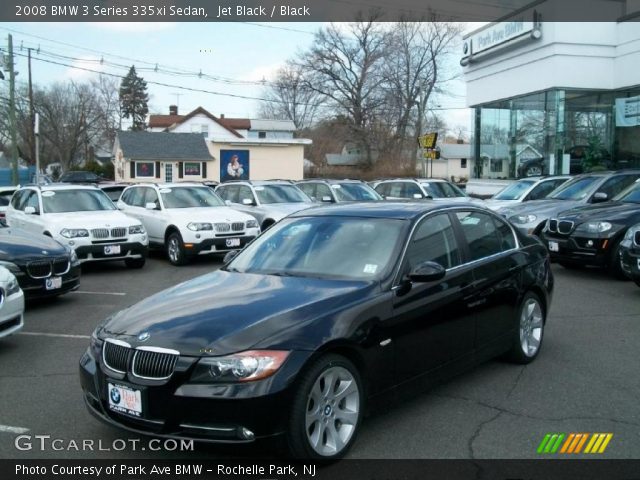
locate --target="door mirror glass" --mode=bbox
[223,250,239,264]
[592,192,608,203]
[408,261,446,283]
[145,202,158,210]
[242,198,254,206]
[24,206,37,215]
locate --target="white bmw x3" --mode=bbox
[6,184,148,268]
[0,266,24,339]
[117,183,260,265]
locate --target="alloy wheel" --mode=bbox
[167,237,181,264]
[519,297,544,357]
[304,366,360,457]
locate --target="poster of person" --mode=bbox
[220,150,249,181]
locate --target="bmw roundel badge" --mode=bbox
[137,332,151,342]
[110,387,121,404]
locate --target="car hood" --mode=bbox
[45,210,139,229]
[484,199,518,211]
[164,207,254,223]
[101,270,373,356]
[556,201,640,223]
[262,203,315,220]
[499,199,583,219]
[0,228,67,260]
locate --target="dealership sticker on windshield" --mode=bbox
[159,188,172,193]
[363,264,378,274]
[254,186,265,191]
[41,191,55,197]
[331,184,342,189]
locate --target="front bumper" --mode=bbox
[0,290,24,338]
[15,265,81,298]
[79,347,308,443]
[75,242,148,263]
[185,235,257,257]
[541,232,614,267]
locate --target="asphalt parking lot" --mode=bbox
[0,255,639,460]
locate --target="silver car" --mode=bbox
[215,180,315,230]
[485,176,571,211]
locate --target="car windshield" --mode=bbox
[548,176,600,200]
[255,185,310,204]
[227,216,405,280]
[333,183,382,201]
[420,181,466,198]
[42,189,116,213]
[160,187,225,208]
[614,181,640,203]
[493,180,536,200]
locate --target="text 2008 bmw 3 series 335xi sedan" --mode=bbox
[80,201,553,460]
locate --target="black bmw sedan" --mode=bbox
[540,179,640,278]
[80,202,553,459]
[0,224,81,298]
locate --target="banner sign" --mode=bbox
[615,95,640,127]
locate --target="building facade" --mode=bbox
[463,9,640,179]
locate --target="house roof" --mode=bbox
[148,114,184,128]
[251,119,296,131]
[117,132,213,161]
[218,118,251,130]
[149,107,243,138]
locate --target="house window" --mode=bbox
[135,162,155,177]
[258,131,266,139]
[490,159,503,173]
[184,162,201,176]
[201,125,209,137]
[461,158,467,169]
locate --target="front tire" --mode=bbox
[525,164,543,177]
[506,292,545,364]
[607,240,627,280]
[166,232,187,266]
[287,354,363,460]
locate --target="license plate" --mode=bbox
[548,241,559,252]
[45,276,62,290]
[225,238,241,248]
[108,383,142,417]
[104,245,121,255]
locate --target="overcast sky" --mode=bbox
[1,21,474,134]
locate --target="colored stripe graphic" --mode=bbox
[539,433,613,454]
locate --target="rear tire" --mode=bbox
[506,292,545,364]
[124,257,146,269]
[166,232,188,266]
[287,354,363,460]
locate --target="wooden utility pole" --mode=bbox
[28,48,35,170]
[8,34,19,185]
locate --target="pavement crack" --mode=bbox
[506,366,526,398]
[468,410,503,459]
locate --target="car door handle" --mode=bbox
[467,298,487,308]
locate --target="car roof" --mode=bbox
[34,184,100,191]
[376,178,449,183]
[289,200,483,220]
[297,179,366,184]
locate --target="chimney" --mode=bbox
[169,105,178,115]
[220,114,225,119]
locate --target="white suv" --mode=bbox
[117,183,260,265]
[6,185,148,268]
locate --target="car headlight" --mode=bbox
[576,221,613,233]
[0,260,21,273]
[6,276,20,296]
[623,227,639,241]
[60,228,89,238]
[510,214,537,225]
[129,224,145,235]
[246,219,259,229]
[191,350,289,383]
[187,222,213,231]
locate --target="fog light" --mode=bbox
[195,234,201,239]
[586,240,594,247]
[69,241,75,246]
[240,427,254,440]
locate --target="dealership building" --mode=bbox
[462,6,640,179]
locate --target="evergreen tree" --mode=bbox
[119,66,149,131]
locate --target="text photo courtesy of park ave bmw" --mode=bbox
[1,0,640,479]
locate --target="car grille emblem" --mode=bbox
[42,250,48,255]
[137,332,150,342]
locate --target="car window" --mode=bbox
[333,183,381,201]
[126,188,145,207]
[549,175,600,200]
[254,185,309,204]
[596,174,640,200]
[144,188,160,207]
[102,187,125,202]
[297,183,316,199]
[215,185,232,202]
[405,182,423,198]
[374,183,390,197]
[25,191,40,213]
[493,180,536,200]
[0,190,15,207]
[160,187,224,208]
[492,216,517,250]
[10,190,25,210]
[405,214,461,271]
[455,211,507,262]
[238,185,255,204]
[421,181,466,198]
[315,183,333,201]
[526,181,558,201]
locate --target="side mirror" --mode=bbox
[592,192,608,203]
[145,202,158,210]
[223,250,239,264]
[321,195,333,203]
[408,261,446,283]
[116,201,126,210]
[24,206,37,215]
[242,198,254,206]
[412,193,423,199]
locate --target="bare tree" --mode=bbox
[258,62,324,130]
[91,75,121,147]
[299,17,388,164]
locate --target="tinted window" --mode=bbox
[493,216,517,250]
[405,214,461,270]
[597,175,640,200]
[456,211,506,261]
